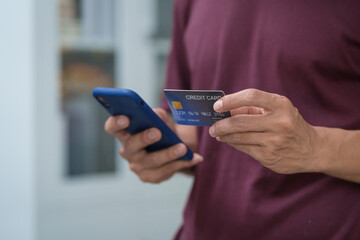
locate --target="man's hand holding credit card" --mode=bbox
[164,89,232,126]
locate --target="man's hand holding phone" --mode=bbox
[105,108,203,184]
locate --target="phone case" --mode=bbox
[93,87,193,161]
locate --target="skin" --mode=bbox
[209,88,360,184]
[104,108,202,184]
[105,88,360,184]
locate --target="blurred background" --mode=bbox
[0,1,193,239]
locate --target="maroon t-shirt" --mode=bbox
[161,1,360,239]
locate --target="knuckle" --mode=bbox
[167,147,177,160]
[276,95,291,107]
[233,116,247,131]
[151,178,163,184]
[221,96,229,109]
[229,133,241,143]
[122,139,132,153]
[146,153,156,164]
[142,130,151,143]
[129,163,140,173]
[118,147,127,158]
[293,107,300,118]
[145,152,163,168]
[278,117,294,132]
[244,88,259,100]
[139,175,147,182]
[138,171,165,184]
[139,173,152,183]
[214,121,225,135]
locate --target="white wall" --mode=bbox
[0,1,36,240]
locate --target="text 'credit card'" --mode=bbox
[164,89,231,126]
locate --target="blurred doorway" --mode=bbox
[39,1,192,240]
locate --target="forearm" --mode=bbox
[315,127,360,183]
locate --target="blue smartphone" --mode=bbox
[93,87,193,161]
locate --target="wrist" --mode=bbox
[312,126,340,175]
[310,126,360,183]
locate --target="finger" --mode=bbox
[104,115,131,142]
[130,143,188,171]
[230,106,265,116]
[153,108,175,132]
[209,114,272,137]
[139,153,203,183]
[122,128,162,156]
[216,132,269,146]
[214,89,284,112]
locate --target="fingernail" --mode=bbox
[194,154,204,163]
[209,126,215,137]
[174,144,185,156]
[148,129,158,140]
[214,100,223,112]
[117,116,126,127]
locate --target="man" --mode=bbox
[105,0,360,239]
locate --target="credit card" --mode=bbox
[164,89,231,126]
